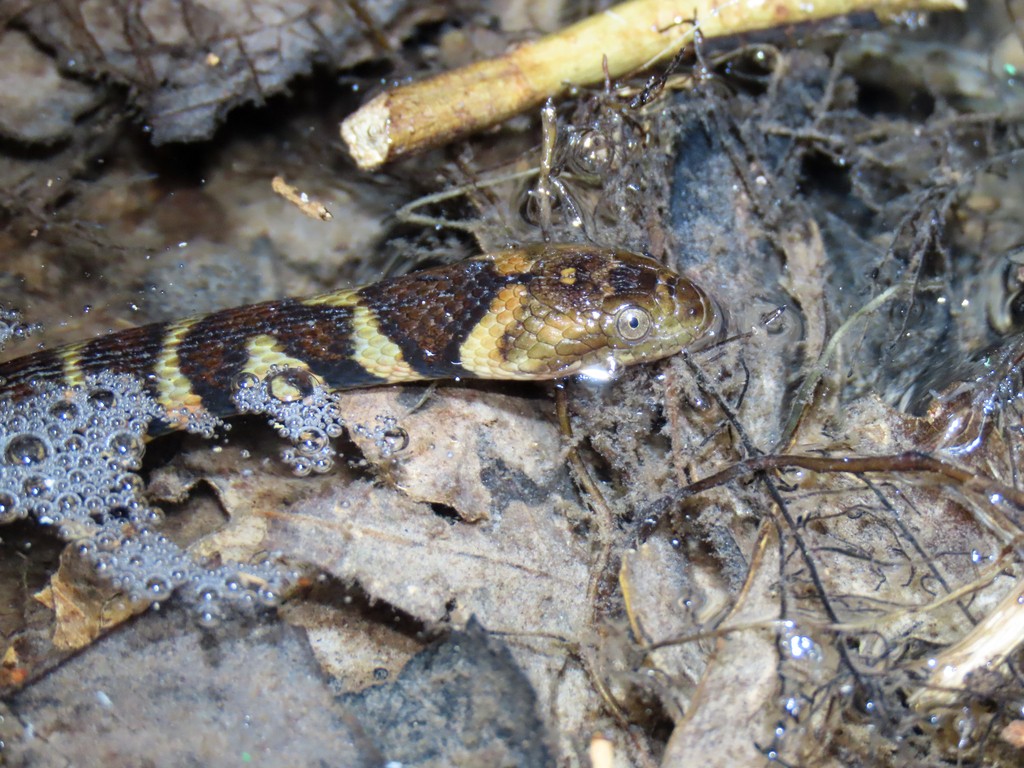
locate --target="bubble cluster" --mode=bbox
[0,372,294,617]
[232,366,345,475]
[564,126,617,179]
[0,305,38,352]
[352,415,410,458]
[179,407,226,439]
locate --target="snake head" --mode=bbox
[592,250,721,375]
[472,244,721,380]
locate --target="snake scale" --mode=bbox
[0,243,720,433]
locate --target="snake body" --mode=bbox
[0,244,719,432]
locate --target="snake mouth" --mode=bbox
[687,284,725,351]
[665,276,724,352]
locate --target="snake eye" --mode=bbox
[614,306,652,342]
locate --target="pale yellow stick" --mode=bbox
[909,573,1024,714]
[271,176,333,222]
[341,0,965,170]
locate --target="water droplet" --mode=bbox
[5,433,49,466]
[232,372,259,390]
[22,475,53,498]
[518,186,547,227]
[107,432,143,468]
[567,128,615,177]
[87,388,116,410]
[146,576,170,597]
[197,607,221,627]
[64,435,86,452]
[0,492,20,521]
[312,457,334,473]
[49,401,79,421]
[114,474,144,494]
[297,428,328,456]
[257,586,280,606]
[382,427,410,454]
[266,367,315,402]
[84,495,107,513]
[92,553,115,572]
[108,432,140,456]
[56,493,81,511]
[77,540,96,558]
[95,532,121,551]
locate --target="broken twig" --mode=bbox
[341,0,965,169]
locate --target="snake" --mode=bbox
[0,243,720,433]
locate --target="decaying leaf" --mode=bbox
[0,28,101,144]
[14,0,416,143]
